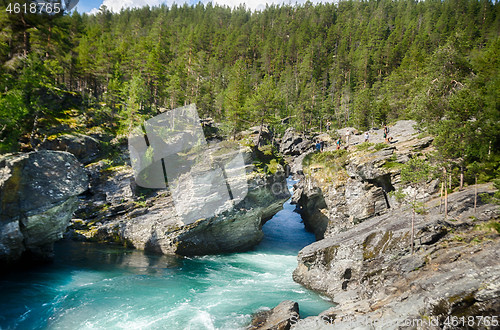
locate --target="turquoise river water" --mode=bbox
[0,178,333,329]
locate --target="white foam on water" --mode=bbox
[186,310,216,330]
[1,177,334,330]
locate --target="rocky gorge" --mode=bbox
[0,119,498,329]
[253,120,500,329]
[0,124,292,265]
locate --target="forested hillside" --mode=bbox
[0,0,499,178]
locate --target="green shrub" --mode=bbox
[475,220,500,234]
[382,161,403,169]
[302,149,348,168]
[388,188,406,203]
[356,142,374,151]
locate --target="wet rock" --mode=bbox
[0,150,88,264]
[248,300,299,330]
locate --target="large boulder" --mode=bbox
[238,125,273,146]
[40,133,103,165]
[70,142,291,255]
[0,151,88,264]
[248,300,300,330]
[280,128,314,156]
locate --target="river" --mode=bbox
[0,178,332,329]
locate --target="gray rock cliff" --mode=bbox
[264,120,500,328]
[70,142,291,255]
[292,121,438,240]
[0,150,88,264]
[291,185,499,329]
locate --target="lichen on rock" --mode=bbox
[0,150,89,265]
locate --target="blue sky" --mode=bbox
[75,0,329,14]
[74,0,102,13]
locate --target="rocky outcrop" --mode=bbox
[70,142,291,255]
[248,300,300,330]
[40,133,103,165]
[293,121,438,239]
[284,121,499,327]
[280,128,314,156]
[291,184,500,329]
[0,150,88,264]
[238,125,273,146]
[336,120,421,146]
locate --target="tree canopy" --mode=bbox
[0,0,498,176]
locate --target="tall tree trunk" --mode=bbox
[46,25,52,57]
[21,15,30,56]
[30,110,40,150]
[439,181,444,213]
[256,118,264,148]
[444,168,448,219]
[460,165,464,190]
[411,195,415,255]
[23,31,30,56]
[474,174,477,213]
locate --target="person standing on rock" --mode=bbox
[326,121,331,132]
[315,141,321,152]
[345,130,350,146]
[383,125,389,143]
[364,131,369,142]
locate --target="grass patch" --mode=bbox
[302,150,349,185]
[134,200,147,208]
[266,159,279,174]
[382,161,403,169]
[356,142,374,151]
[416,132,430,139]
[252,144,285,175]
[475,220,500,234]
[303,149,348,169]
[374,143,388,151]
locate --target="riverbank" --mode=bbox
[0,178,333,329]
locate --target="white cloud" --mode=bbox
[89,0,331,14]
[87,7,100,15]
[104,0,165,12]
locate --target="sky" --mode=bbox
[75,0,330,14]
